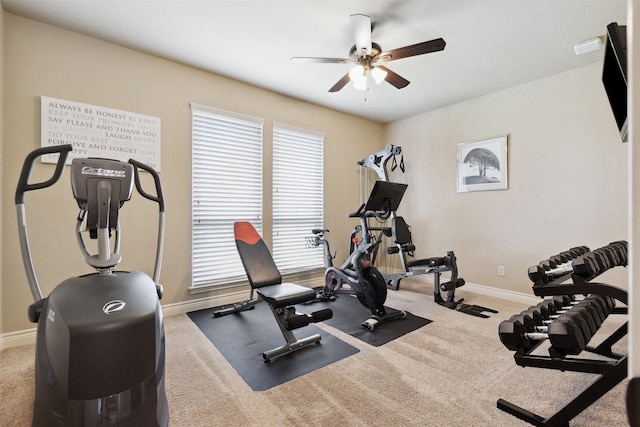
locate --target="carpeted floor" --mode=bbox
[0,283,629,426]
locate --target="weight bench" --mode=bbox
[497,241,629,426]
[234,221,332,362]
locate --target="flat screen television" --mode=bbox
[602,22,628,142]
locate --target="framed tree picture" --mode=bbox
[457,135,508,192]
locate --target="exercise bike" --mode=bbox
[312,180,409,330]
[16,144,169,426]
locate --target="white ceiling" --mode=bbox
[1,0,628,123]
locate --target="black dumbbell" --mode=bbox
[521,306,546,326]
[593,248,615,270]
[547,315,588,355]
[607,242,628,266]
[538,297,595,339]
[593,250,612,271]
[528,264,547,284]
[584,295,610,323]
[499,311,589,355]
[594,246,616,266]
[529,297,570,323]
[541,259,559,271]
[549,253,568,266]
[539,298,563,317]
[592,294,616,313]
[569,301,599,336]
[570,246,590,257]
[572,254,598,278]
[498,316,532,351]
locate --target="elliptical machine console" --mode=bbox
[16,144,169,427]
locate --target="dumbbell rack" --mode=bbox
[497,242,628,427]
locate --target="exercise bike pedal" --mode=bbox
[361,310,407,331]
[361,317,379,331]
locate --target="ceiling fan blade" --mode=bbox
[378,38,446,62]
[350,14,372,55]
[328,73,351,92]
[376,65,410,89]
[291,57,351,64]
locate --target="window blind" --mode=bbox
[191,103,263,289]
[272,123,324,273]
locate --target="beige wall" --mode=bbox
[1,14,384,333]
[385,62,628,295]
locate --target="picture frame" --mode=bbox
[457,134,508,193]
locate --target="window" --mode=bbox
[272,123,324,273]
[191,103,263,289]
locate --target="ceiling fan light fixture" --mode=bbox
[349,65,365,81]
[353,78,368,91]
[371,67,388,85]
[349,65,367,90]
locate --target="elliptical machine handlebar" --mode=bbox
[129,158,165,288]
[129,158,165,213]
[15,144,72,204]
[16,144,73,303]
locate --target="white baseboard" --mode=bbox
[394,272,540,305]
[0,328,37,350]
[0,278,535,351]
[161,288,253,318]
[461,282,541,305]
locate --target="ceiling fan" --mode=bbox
[291,14,446,92]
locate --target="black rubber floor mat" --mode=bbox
[308,292,432,347]
[187,302,359,391]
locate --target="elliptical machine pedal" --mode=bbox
[16,145,169,427]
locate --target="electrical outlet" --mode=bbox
[498,265,506,277]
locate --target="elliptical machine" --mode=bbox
[16,144,169,426]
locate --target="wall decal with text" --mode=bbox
[41,96,162,171]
